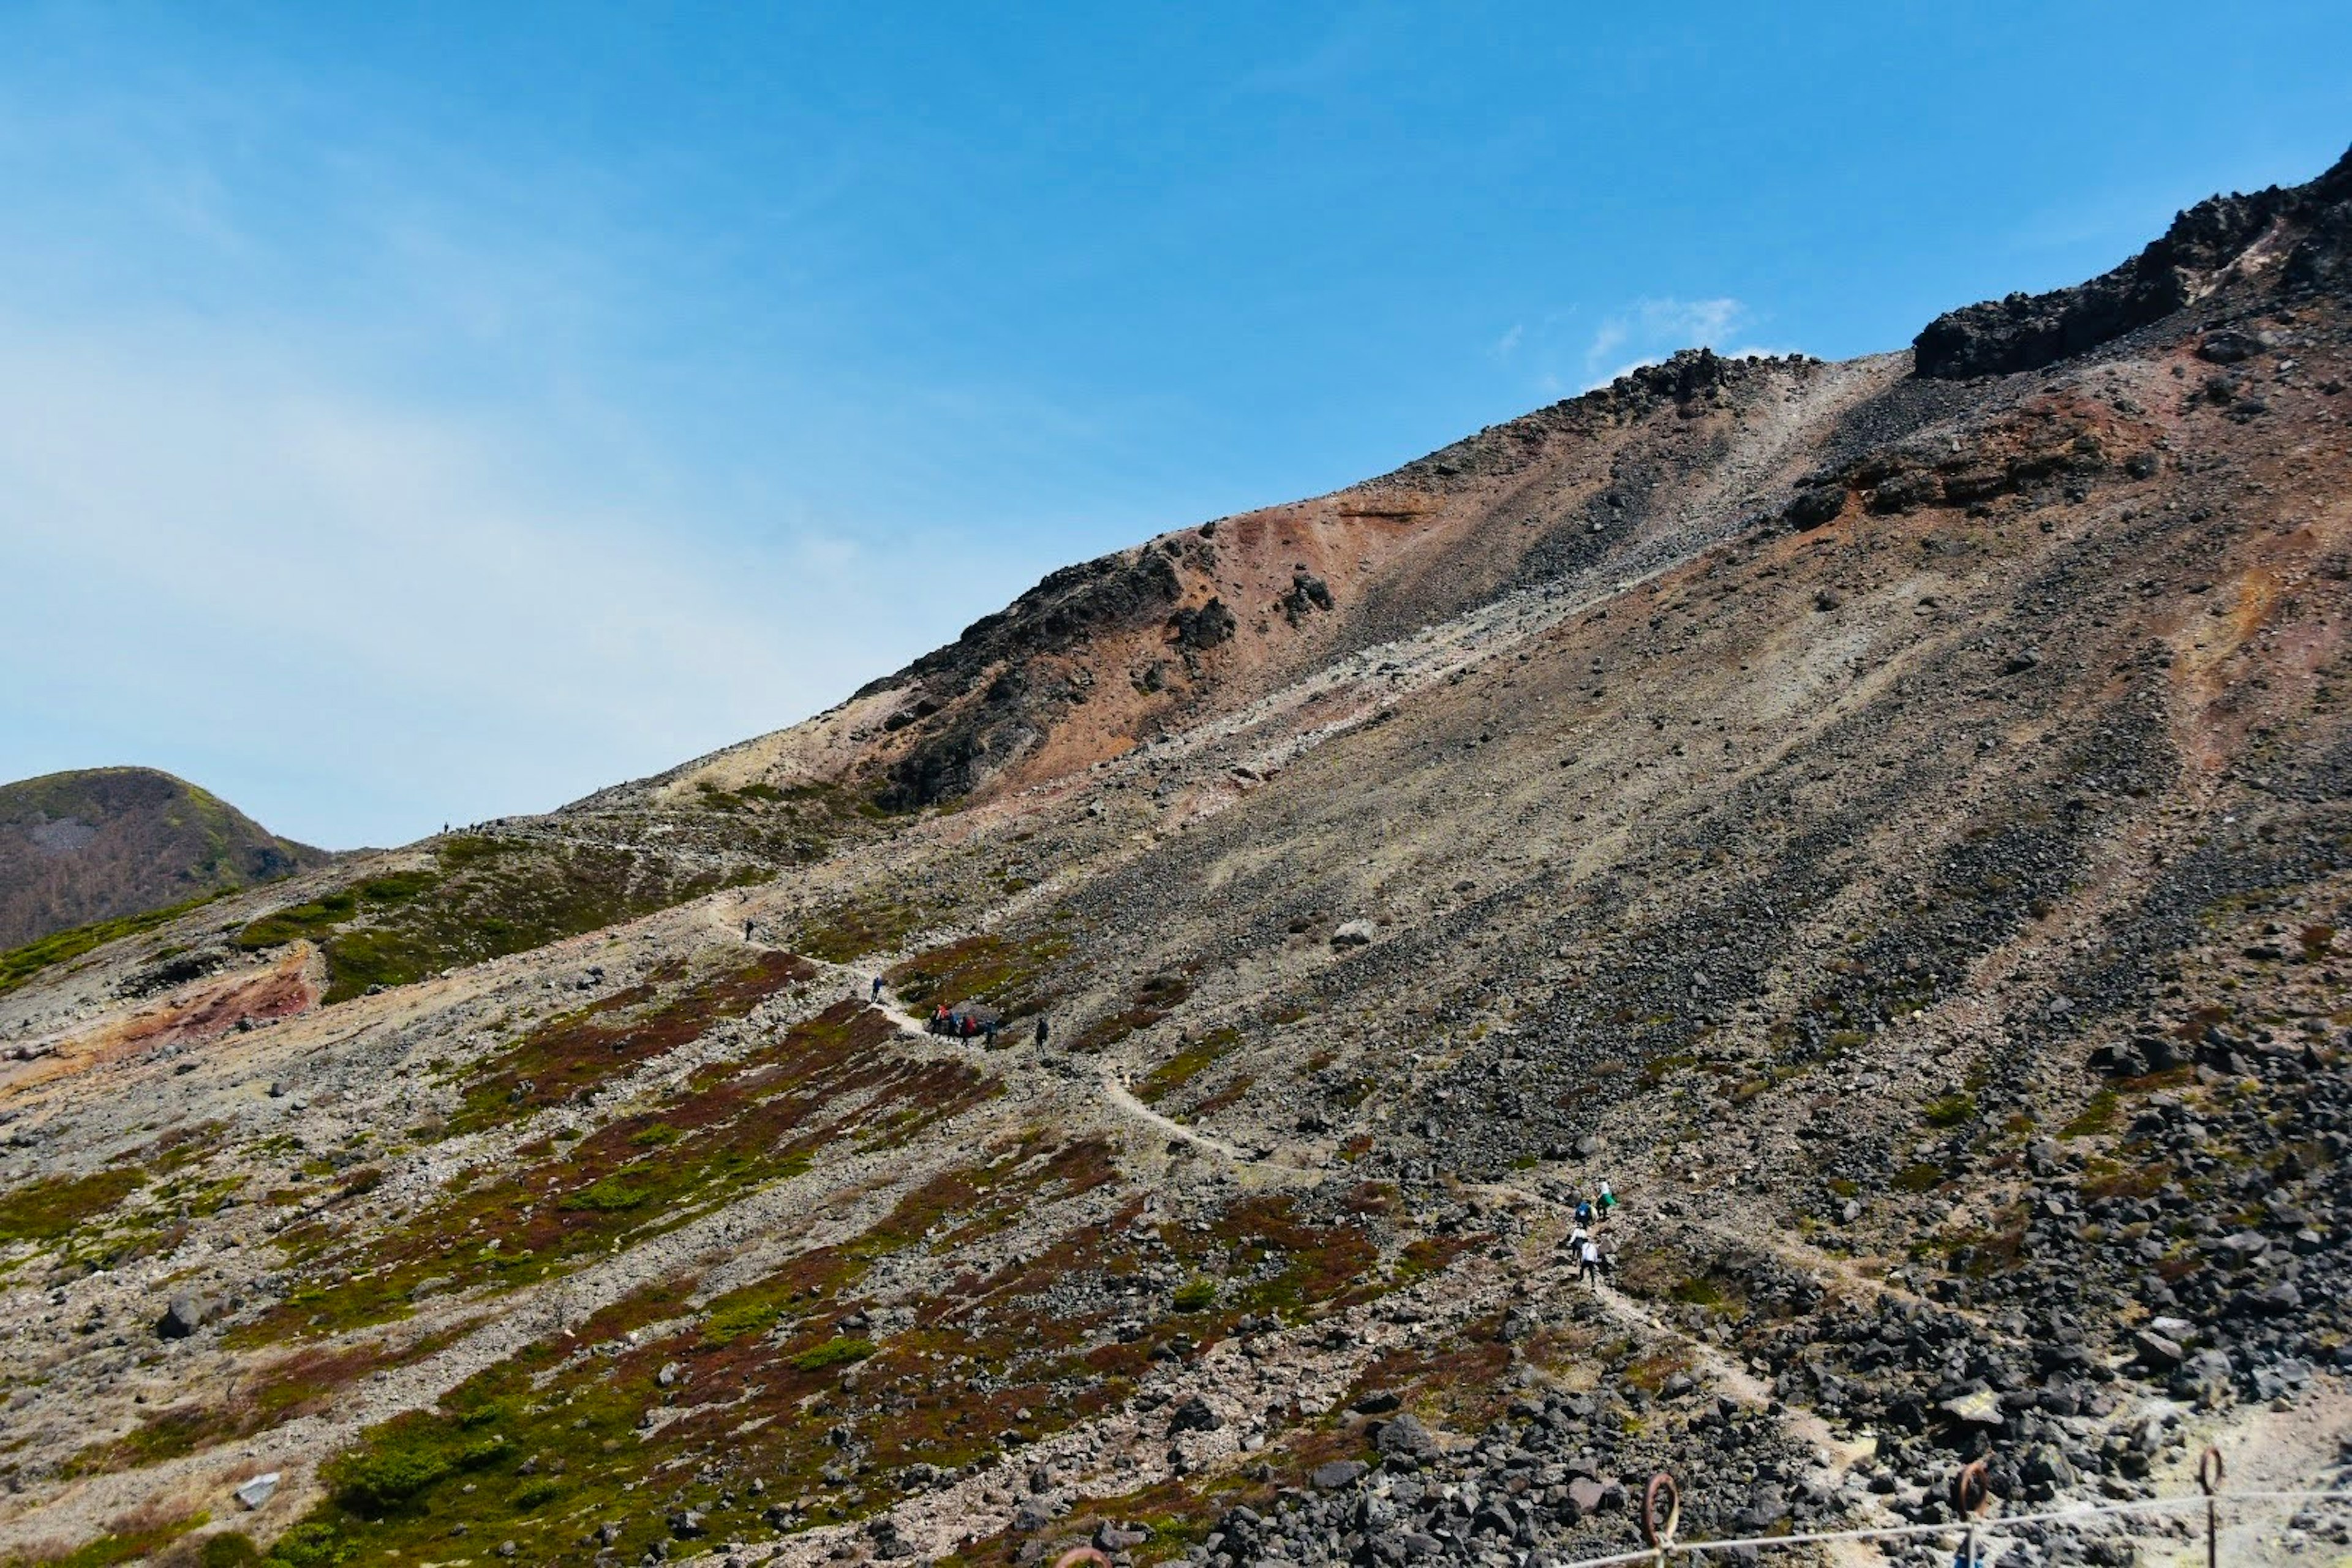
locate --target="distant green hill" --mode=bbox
[0,767,333,948]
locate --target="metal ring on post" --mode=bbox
[1642,1472,1682,1555]
[1953,1458,1992,1517]
[2198,1445,2226,1568]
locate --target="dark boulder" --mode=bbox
[1375,1412,1441,1461]
[157,1295,209,1340]
[1311,1460,1369,1491]
[2196,329,2272,364]
[1166,1393,1222,1434]
[1281,571,1335,624]
[1784,484,1845,530]
[1169,597,1237,650]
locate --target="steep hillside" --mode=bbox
[0,769,332,951]
[1,148,2348,1568]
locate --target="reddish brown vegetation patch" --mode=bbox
[266,1164,1419,1565]
[66,1321,478,1475]
[241,1001,993,1340]
[453,950,816,1128]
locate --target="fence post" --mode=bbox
[1952,1458,1992,1568]
[1643,1472,1682,1566]
[2198,1446,2226,1568]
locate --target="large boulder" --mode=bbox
[157,1295,209,1340]
[1375,1412,1441,1461]
[2196,329,2272,364]
[1166,1393,1221,1434]
[1938,1387,2005,1429]
[1311,1460,1368,1491]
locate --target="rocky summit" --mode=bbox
[4,148,2352,1568]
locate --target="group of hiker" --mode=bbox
[1566,1178,1620,1287]
[927,1001,1001,1047]
[868,974,1053,1050]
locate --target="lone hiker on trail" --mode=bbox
[1035,1015,1051,1049]
[870,975,884,1001]
[744,919,756,942]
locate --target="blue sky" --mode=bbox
[3,2,2346,849]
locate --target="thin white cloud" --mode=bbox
[0,306,1006,848]
[1496,297,1796,401]
[1581,296,1749,386]
[1232,8,1393,97]
[0,56,1083,848]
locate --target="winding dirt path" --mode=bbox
[1094,1066,1259,1163]
[826,963,1317,1175]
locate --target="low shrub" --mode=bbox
[790,1336,876,1372]
[1922,1093,1977,1129]
[1171,1277,1219,1311]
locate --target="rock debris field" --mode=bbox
[4,147,2352,1568]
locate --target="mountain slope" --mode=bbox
[1,147,2349,1568]
[0,767,331,950]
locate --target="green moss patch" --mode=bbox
[233,870,438,951]
[1138,1028,1240,1105]
[885,927,1070,1019]
[0,1167,146,1245]
[799,888,960,965]
[0,891,230,997]
[2061,1088,2120,1138]
[1166,1273,1216,1311]
[1891,1162,1948,1193]
[237,837,772,1003]
[790,1336,876,1371]
[1922,1092,1978,1129]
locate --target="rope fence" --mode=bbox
[1542,1447,2352,1567]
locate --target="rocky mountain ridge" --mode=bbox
[0,147,2349,1568]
